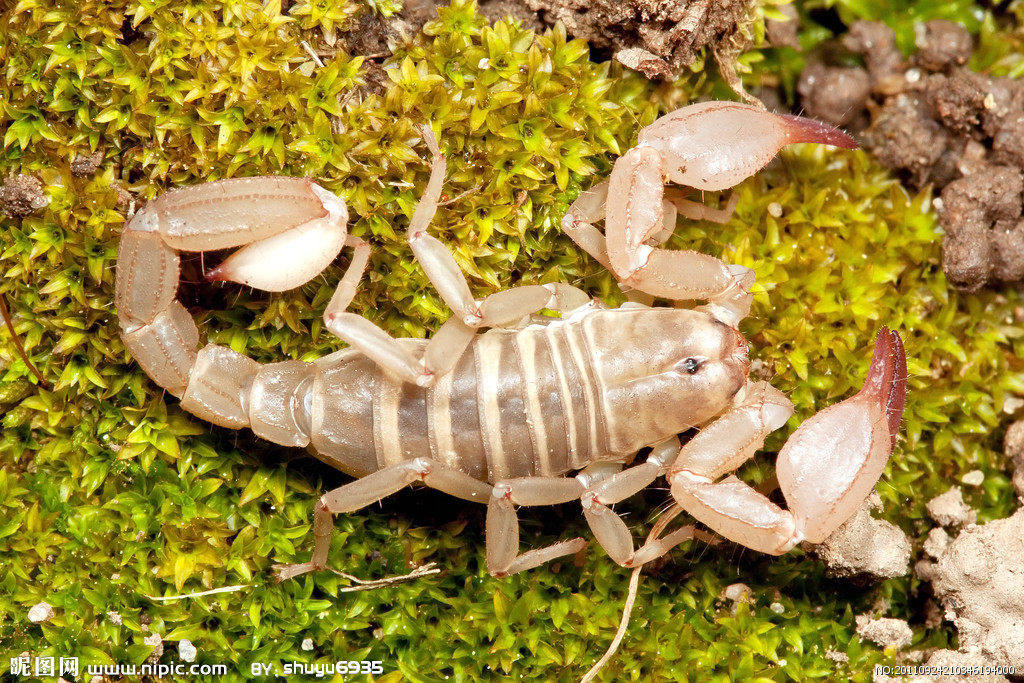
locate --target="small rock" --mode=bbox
[301,638,314,651]
[855,615,914,650]
[915,558,939,582]
[769,602,785,614]
[1004,419,1024,498]
[923,527,951,559]
[811,497,911,579]
[927,508,1024,667]
[961,469,984,486]
[721,583,752,603]
[1,174,50,218]
[926,486,977,527]
[178,639,196,663]
[614,48,672,80]
[144,632,163,663]
[106,610,122,625]
[28,602,54,623]
[70,150,104,176]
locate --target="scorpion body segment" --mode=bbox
[115,117,906,582]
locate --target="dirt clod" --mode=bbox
[841,20,903,87]
[1004,419,1024,498]
[914,20,973,72]
[27,602,54,623]
[0,174,50,218]
[521,0,757,81]
[926,486,977,527]
[855,615,914,650]
[765,2,799,50]
[796,63,871,127]
[925,508,1024,668]
[810,495,911,579]
[144,632,163,663]
[923,527,951,559]
[799,20,1024,291]
[720,582,752,603]
[71,150,104,177]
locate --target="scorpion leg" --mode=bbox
[668,330,906,553]
[274,457,492,581]
[662,188,739,225]
[604,147,755,326]
[561,179,614,271]
[580,437,696,567]
[487,439,700,575]
[486,477,588,576]
[325,125,596,385]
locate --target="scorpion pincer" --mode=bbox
[114,111,906,582]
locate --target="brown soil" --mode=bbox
[917,508,1024,668]
[520,0,758,81]
[0,174,49,218]
[797,20,1024,291]
[809,493,911,580]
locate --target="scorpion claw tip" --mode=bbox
[778,113,858,150]
[205,265,228,283]
[859,327,908,450]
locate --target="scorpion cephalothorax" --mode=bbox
[115,110,906,582]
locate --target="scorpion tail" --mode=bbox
[115,177,346,446]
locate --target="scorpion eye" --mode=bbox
[678,357,704,375]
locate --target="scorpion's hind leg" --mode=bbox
[667,329,906,554]
[274,458,492,581]
[580,438,699,568]
[486,477,588,576]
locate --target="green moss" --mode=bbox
[2,0,1022,680]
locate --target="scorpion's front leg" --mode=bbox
[668,329,907,554]
[565,103,857,325]
[486,439,701,576]
[578,438,702,567]
[325,125,594,385]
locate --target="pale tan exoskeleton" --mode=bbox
[562,100,862,325]
[115,116,906,583]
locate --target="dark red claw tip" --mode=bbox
[205,265,227,282]
[778,113,859,150]
[886,330,908,450]
[860,327,908,450]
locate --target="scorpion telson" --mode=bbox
[114,112,905,583]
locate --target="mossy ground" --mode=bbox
[2,0,1024,680]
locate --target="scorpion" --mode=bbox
[114,102,907,584]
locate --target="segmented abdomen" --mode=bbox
[309,318,619,483]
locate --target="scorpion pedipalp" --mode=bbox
[667,329,907,554]
[562,100,857,323]
[776,327,907,543]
